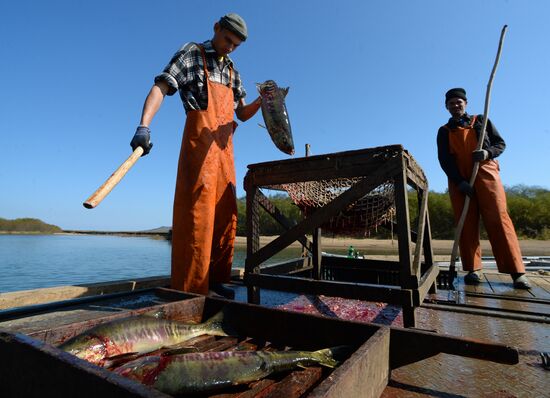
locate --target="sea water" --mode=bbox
[0,234,302,293]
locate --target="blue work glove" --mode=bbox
[472,149,489,162]
[130,125,153,156]
[458,181,474,198]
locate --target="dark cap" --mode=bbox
[219,13,248,41]
[445,88,467,103]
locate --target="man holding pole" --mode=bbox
[129,13,262,299]
[437,88,530,289]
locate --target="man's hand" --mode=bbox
[130,126,153,156]
[472,149,489,162]
[458,181,474,198]
[235,96,262,122]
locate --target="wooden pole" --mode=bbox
[302,143,311,259]
[83,146,144,209]
[449,25,508,286]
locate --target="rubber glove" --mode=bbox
[130,126,153,156]
[472,149,489,162]
[458,181,474,198]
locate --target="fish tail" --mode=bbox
[203,310,234,337]
[313,346,354,368]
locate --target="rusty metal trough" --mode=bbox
[0,288,519,398]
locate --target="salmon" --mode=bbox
[257,80,295,155]
[114,346,347,395]
[58,311,228,367]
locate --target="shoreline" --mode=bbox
[234,236,550,257]
[7,232,548,258]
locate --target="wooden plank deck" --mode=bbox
[456,270,550,299]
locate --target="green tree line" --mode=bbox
[4,185,548,238]
[0,218,62,233]
[236,185,550,240]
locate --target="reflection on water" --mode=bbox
[0,235,171,293]
[0,235,311,293]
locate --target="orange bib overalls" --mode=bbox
[171,46,238,294]
[446,117,524,273]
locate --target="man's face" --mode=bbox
[446,98,467,118]
[212,24,242,56]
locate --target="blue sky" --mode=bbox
[2,1,549,231]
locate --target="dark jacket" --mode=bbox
[436,113,506,185]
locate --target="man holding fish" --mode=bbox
[129,13,262,299]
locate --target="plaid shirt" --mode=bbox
[154,40,246,113]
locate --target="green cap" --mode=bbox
[219,13,248,41]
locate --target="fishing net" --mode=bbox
[268,177,395,237]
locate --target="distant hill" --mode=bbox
[140,226,171,233]
[0,217,62,233]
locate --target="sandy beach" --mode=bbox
[234,236,550,261]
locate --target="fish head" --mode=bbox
[274,127,294,155]
[60,334,108,365]
[283,145,295,156]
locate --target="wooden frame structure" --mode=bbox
[244,145,438,327]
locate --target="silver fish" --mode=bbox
[58,311,228,367]
[114,347,345,395]
[257,80,295,155]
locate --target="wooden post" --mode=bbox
[245,174,261,304]
[312,228,322,280]
[412,187,429,280]
[302,143,311,260]
[395,157,414,289]
[395,154,416,328]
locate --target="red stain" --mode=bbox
[277,295,404,326]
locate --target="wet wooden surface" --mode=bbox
[431,271,550,319]
[457,270,550,297]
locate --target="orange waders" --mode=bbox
[171,47,238,294]
[446,117,524,274]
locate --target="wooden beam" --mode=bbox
[0,276,170,310]
[321,257,402,272]
[260,258,312,275]
[389,327,519,369]
[422,203,435,268]
[247,146,405,186]
[308,328,390,398]
[393,156,413,289]
[244,273,413,306]
[245,180,261,304]
[413,264,440,306]
[257,190,313,253]
[412,187,429,279]
[312,228,322,280]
